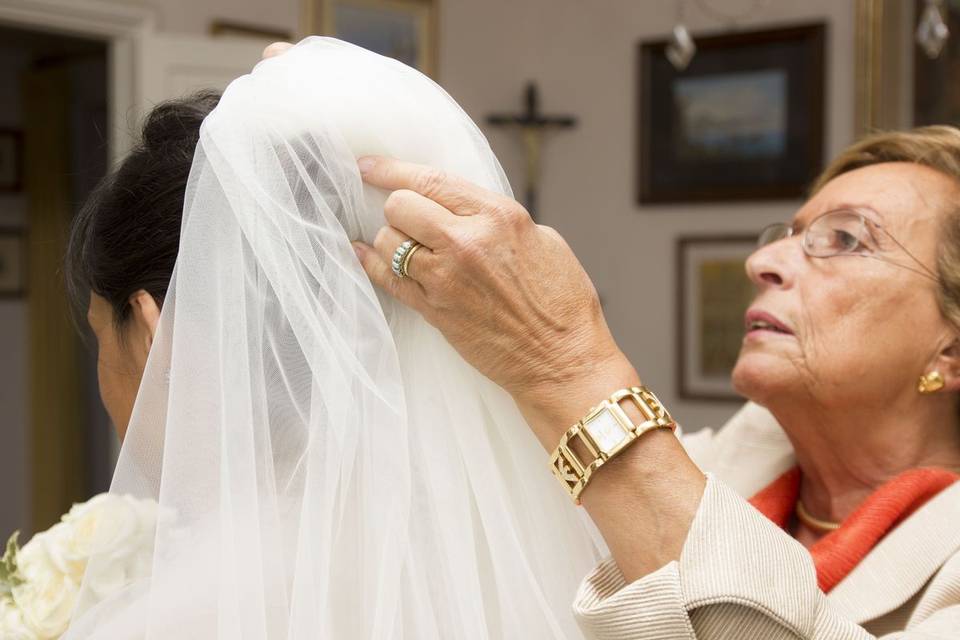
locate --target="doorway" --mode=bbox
[0,23,112,538]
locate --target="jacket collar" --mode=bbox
[692,402,960,624]
[826,479,960,624]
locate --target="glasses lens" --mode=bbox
[758,224,791,248]
[805,210,868,257]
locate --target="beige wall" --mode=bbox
[30,0,855,432]
[103,0,299,36]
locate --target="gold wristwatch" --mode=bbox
[550,386,677,504]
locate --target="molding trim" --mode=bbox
[0,0,154,37]
[0,0,157,163]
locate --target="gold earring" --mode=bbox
[918,371,946,394]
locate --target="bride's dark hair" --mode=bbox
[65,90,221,330]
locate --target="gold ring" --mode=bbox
[399,242,423,279]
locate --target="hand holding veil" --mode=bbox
[64,38,604,639]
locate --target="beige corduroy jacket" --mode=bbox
[571,403,960,639]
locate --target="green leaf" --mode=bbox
[0,531,23,595]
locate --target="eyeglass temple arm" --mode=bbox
[874,225,941,281]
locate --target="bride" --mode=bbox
[61,38,604,638]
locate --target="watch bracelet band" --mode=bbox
[549,386,677,505]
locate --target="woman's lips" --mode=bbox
[744,309,794,336]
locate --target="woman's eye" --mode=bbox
[833,229,864,251]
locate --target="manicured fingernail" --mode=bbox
[352,242,367,259]
[357,157,376,175]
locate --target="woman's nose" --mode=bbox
[745,239,795,289]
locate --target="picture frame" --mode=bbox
[0,230,26,298]
[305,0,437,77]
[0,129,23,193]
[676,235,757,401]
[853,1,960,133]
[853,0,914,135]
[209,20,294,43]
[638,24,825,204]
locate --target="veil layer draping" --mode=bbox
[64,37,605,639]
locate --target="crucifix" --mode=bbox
[487,82,577,218]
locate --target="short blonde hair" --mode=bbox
[812,125,960,330]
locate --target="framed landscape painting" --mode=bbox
[677,235,757,401]
[638,24,825,204]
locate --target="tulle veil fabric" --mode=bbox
[64,37,605,639]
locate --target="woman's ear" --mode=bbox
[932,336,960,393]
[128,290,161,356]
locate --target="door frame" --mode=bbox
[0,0,155,163]
[0,0,153,476]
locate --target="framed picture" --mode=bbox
[308,0,437,77]
[638,24,825,204]
[0,230,26,298]
[677,235,757,401]
[0,129,23,193]
[209,20,294,43]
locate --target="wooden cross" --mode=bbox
[487,82,577,218]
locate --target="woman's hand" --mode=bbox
[262,43,705,582]
[262,42,293,59]
[258,44,639,444]
[355,157,705,580]
[353,157,637,446]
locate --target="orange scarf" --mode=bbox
[748,467,959,592]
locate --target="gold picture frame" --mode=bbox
[209,20,295,43]
[676,235,757,401]
[301,0,437,77]
[854,0,914,136]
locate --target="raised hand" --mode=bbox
[352,156,636,447]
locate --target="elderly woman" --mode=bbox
[351,123,960,638]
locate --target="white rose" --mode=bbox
[0,595,38,640]
[82,555,130,601]
[61,494,163,603]
[15,531,62,589]
[61,494,143,563]
[41,523,85,584]
[5,494,165,636]
[11,534,79,638]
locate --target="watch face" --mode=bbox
[583,407,630,455]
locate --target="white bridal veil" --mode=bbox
[64,37,604,639]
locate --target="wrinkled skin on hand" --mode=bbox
[353,160,627,408]
[260,42,625,409]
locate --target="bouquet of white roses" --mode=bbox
[0,494,161,639]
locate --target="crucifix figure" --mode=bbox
[487,82,577,218]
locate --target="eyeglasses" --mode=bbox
[757,208,941,283]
